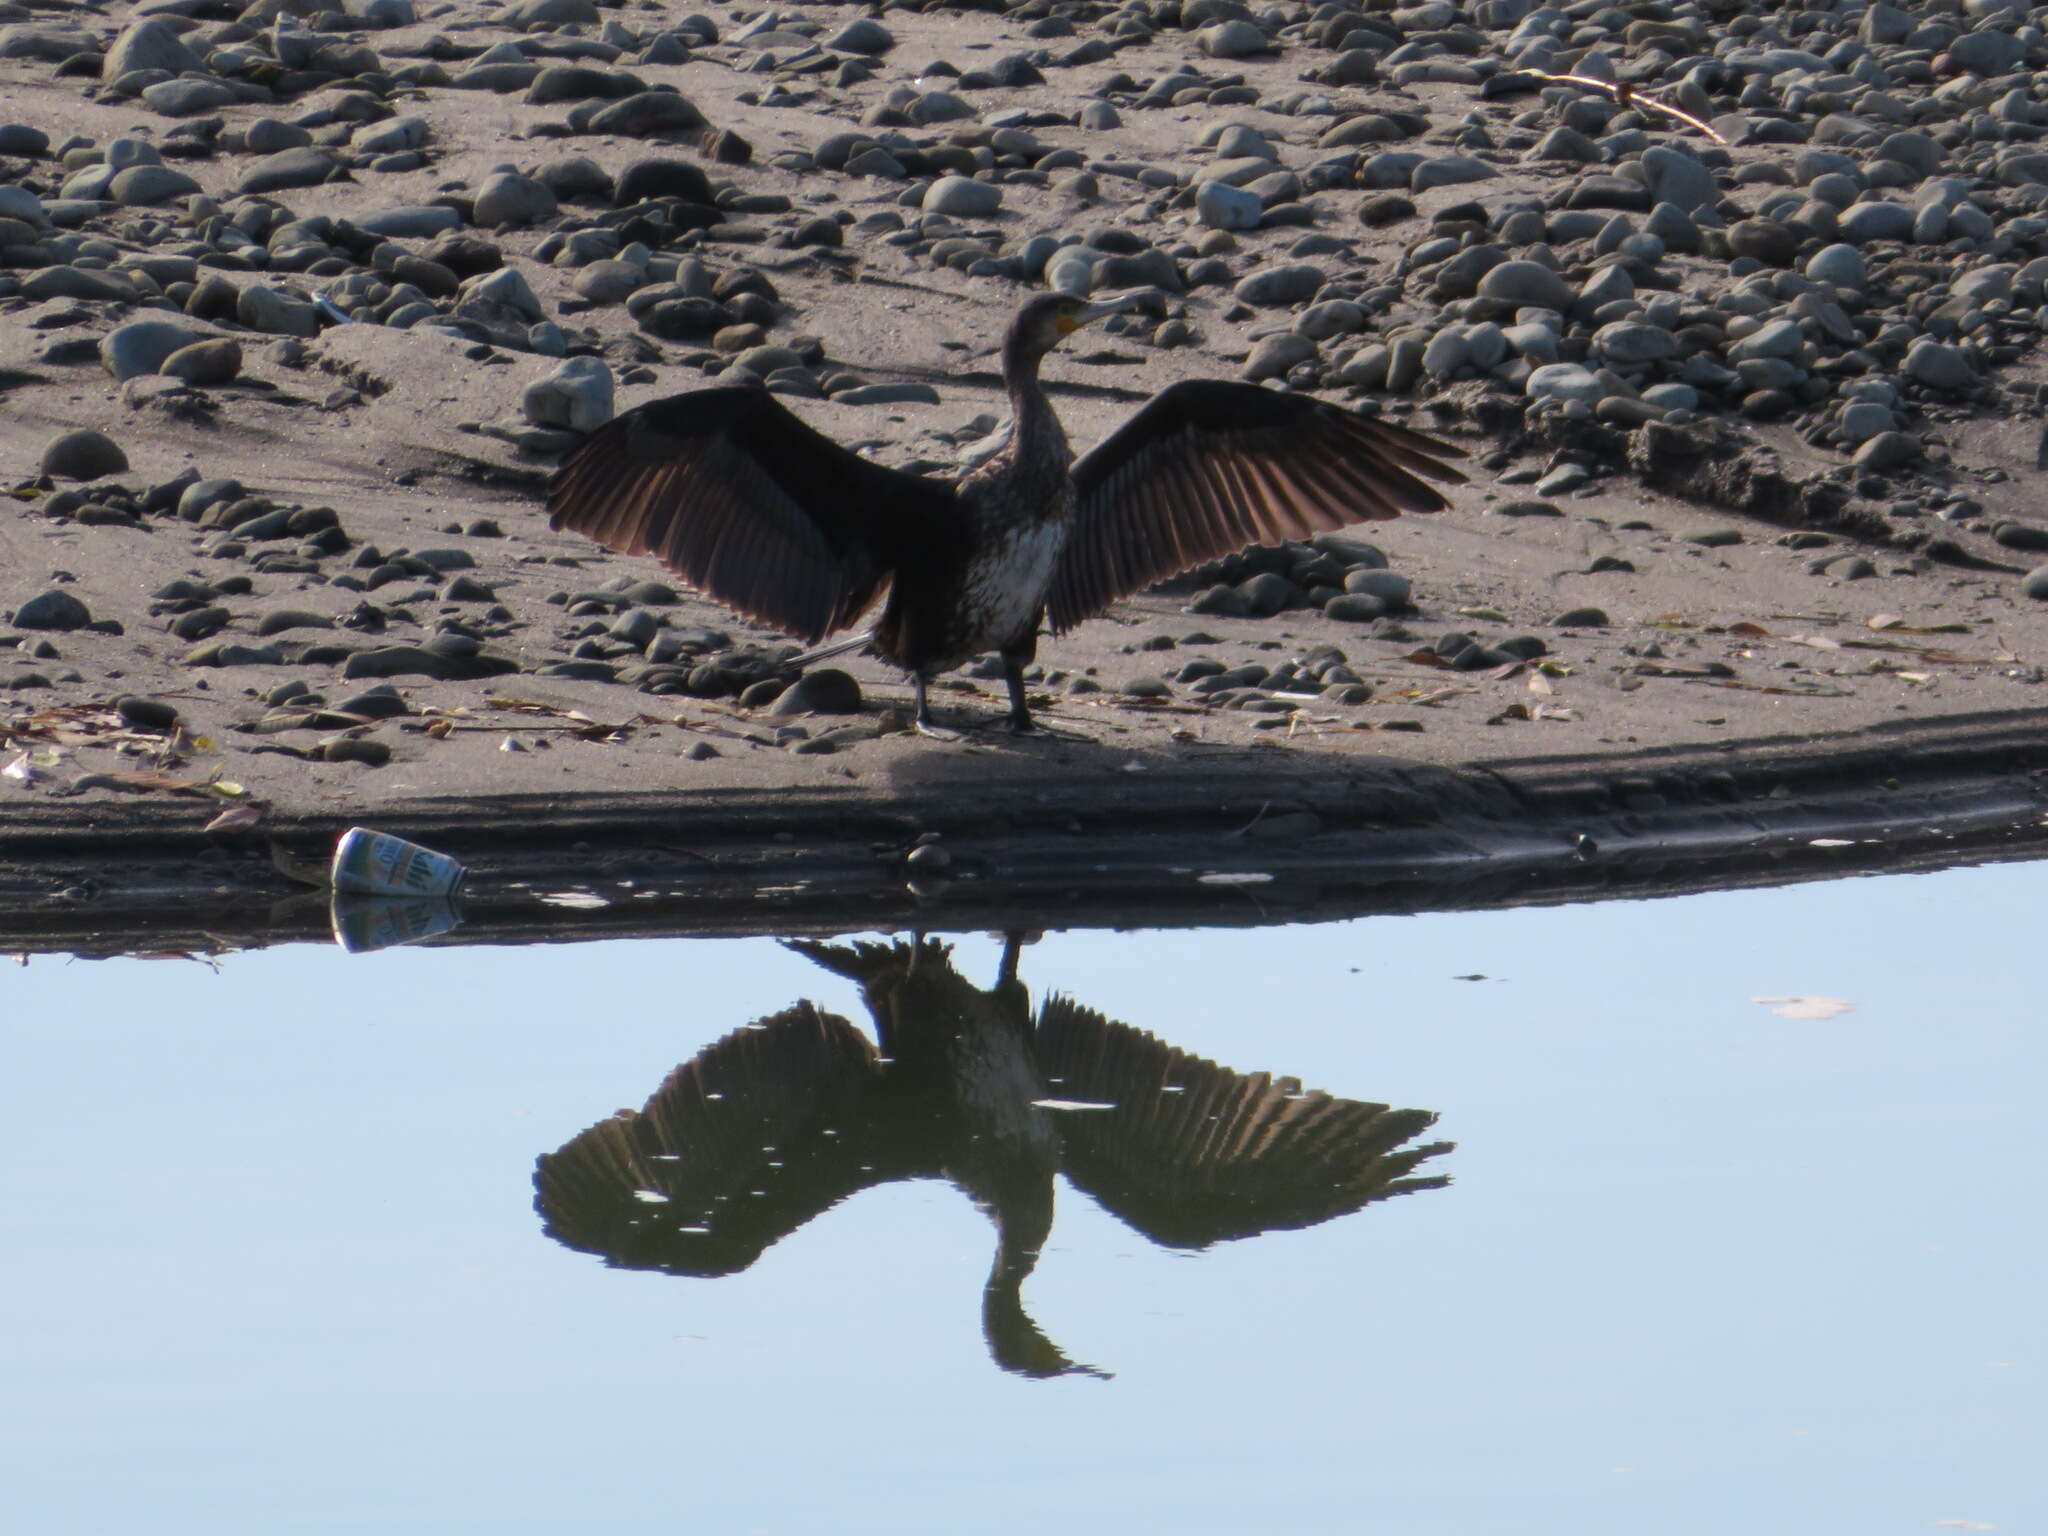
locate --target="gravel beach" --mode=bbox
[6,0,2048,887]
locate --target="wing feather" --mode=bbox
[1032,997,1454,1249]
[1049,382,1465,634]
[548,388,960,644]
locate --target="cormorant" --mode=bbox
[534,936,1453,1379]
[546,293,1466,734]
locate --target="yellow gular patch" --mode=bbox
[1056,310,1080,333]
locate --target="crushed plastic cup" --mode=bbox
[330,826,466,898]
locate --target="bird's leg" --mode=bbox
[999,635,1041,733]
[912,674,961,741]
[993,637,1091,741]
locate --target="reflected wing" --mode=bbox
[547,388,959,643]
[1049,382,1465,633]
[1033,996,1453,1249]
[534,1001,887,1276]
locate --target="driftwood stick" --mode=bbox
[1522,71,1729,145]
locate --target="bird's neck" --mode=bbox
[999,337,1069,465]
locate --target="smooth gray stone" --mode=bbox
[587,91,706,136]
[1199,19,1270,57]
[1950,30,2025,75]
[1640,145,1717,213]
[236,148,336,195]
[109,164,201,206]
[238,284,321,338]
[1837,401,1894,444]
[351,116,429,155]
[832,383,940,405]
[353,205,463,238]
[1839,200,1913,243]
[1243,332,1317,380]
[1411,155,1498,192]
[13,590,93,630]
[140,78,237,117]
[473,172,558,228]
[1525,362,1602,403]
[1904,341,1974,391]
[1196,179,1263,231]
[0,25,98,62]
[22,265,139,303]
[922,176,1001,217]
[826,18,893,54]
[104,18,202,77]
[39,430,127,481]
[161,338,243,386]
[522,355,614,431]
[1594,321,1675,365]
[1476,259,1572,310]
[1234,263,1324,307]
[461,267,545,321]
[509,0,599,22]
[1804,242,1866,288]
[101,320,218,381]
[1728,318,1804,361]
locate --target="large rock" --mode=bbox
[613,156,712,205]
[40,430,127,480]
[235,148,336,196]
[104,18,202,78]
[522,356,615,432]
[1476,259,1572,310]
[922,175,1001,217]
[472,171,558,228]
[587,92,706,136]
[109,164,201,206]
[12,590,93,631]
[101,320,218,381]
[1234,263,1324,307]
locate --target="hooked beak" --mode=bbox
[1079,292,1146,325]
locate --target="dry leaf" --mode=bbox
[203,805,264,835]
[1527,671,1554,694]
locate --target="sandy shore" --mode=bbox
[7,0,2048,935]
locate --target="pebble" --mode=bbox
[1525,364,1603,405]
[12,591,93,631]
[1196,180,1263,231]
[39,430,127,481]
[773,668,862,714]
[1476,261,1572,311]
[101,320,218,381]
[161,339,242,387]
[922,177,1002,217]
[523,356,615,432]
[1234,264,1323,308]
[236,148,337,197]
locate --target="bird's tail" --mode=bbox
[787,629,874,668]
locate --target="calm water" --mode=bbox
[2,861,2040,1535]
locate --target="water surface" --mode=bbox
[3,860,2038,1534]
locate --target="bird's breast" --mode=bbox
[955,517,1069,651]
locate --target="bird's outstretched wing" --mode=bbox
[547,388,960,643]
[1033,996,1453,1250]
[1047,382,1466,634]
[534,1001,888,1277]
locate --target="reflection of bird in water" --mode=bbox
[534,937,1453,1379]
[546,293,1465,735]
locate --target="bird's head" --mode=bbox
[1005,291,1141,365]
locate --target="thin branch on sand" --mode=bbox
[1523,72,1729,145]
